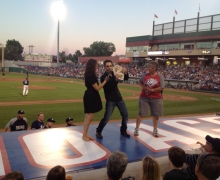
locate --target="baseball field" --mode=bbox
[0,73,220,129]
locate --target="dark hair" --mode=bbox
[168,146,185,168]
[84,59,97,77]
[107,150,128,180]
[2,171,24,180]
[104,60,113,67]
[196,154,220,180]
[148,61,159,71]
[46,165,66,180]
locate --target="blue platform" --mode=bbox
[0,115,219,179]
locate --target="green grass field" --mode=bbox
[0,73,219,129]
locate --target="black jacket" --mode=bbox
[100,71,129,102]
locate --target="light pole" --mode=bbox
[57,20,59,63]
[51,1,66,64]
[0,43,4,70]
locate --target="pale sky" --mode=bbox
[0,0,220,56]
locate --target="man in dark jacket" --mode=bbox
[96,60,130,138]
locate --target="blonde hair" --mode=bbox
[142,156,161,180]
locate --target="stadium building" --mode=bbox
[125,13,220,67]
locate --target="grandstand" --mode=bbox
[125,13,220,67]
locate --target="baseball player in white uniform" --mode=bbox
[23,78,29,96]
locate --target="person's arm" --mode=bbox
[122,67,129,80]
[196,141,205,147]
[138,81,145,89]
[124,73,129,80]
[5,119,14,132]
[197,141,205,152]
[25,119,28,130]
[92,77,108,91]
[5,126,9,132]
[31,121,36,130]
[185,154,199,166]
[101,72,118,90]
[138,74,146,90]
[146,86,164,93]
[145,73,164,94]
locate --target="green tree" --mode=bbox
[59,51,66,63]
[5,39,24,60]
[83,41,116,56]
[68,53,73,61]
[73,50,82,63]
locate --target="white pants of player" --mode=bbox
[23,85,28,95]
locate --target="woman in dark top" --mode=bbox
[82,59,108,141]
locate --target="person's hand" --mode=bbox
[66,175,73,180]
[122,67,128,74]
[144,86,152,94]
[197,141,205,152]
[115,74,120,81]
[104,76,109,82]
[196,141,205,147]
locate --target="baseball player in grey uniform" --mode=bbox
[5,110,28,132]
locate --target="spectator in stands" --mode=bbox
[5,110,28,132]
[46,165,68,180]
[195,154,220,180]
[142,155,161,180]
[31,112,45,129]
[44,118,55,129]
[163,146,190,180]
[107,150,129,180]
[2,171,24,180]
[134,61,164,137]
[20,63,220,92]
[66,117,75,127]
[185,135,220,180]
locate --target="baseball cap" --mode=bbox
[47,118,55,123]
[18,110,25,114]
[66,117,73,122]
[206,135,220,153]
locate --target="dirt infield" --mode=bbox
[0,93,197,107]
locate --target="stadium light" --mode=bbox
[51,1,66,63]
[0,43,4,69]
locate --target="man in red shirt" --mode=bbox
[134,61,164,137]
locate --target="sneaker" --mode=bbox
[153,129,158,137]
[134,128,139,136]
[96,132,103,138]
[121,131,130,137]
